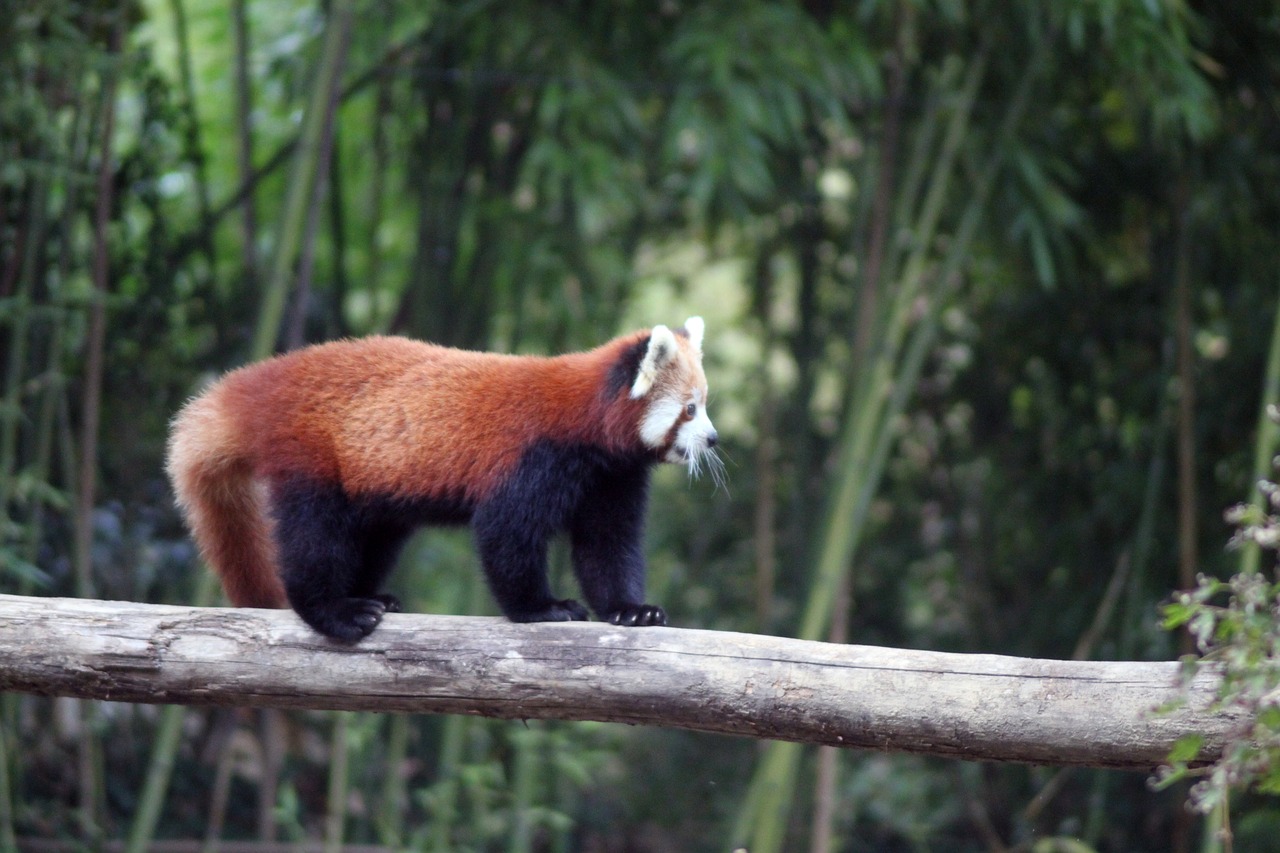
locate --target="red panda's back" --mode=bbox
[332,338,626,500]
[213,336,622,503]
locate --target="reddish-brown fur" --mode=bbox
[166,332,666,609]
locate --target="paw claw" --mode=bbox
[606,604,666,627]
[509,599,589,623]
[371,593,403,613]
[301,596,391,643]
[352,609,382,631]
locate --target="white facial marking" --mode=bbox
[640,394,684,448]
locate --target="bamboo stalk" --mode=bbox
[168,33,421,271]
[508,724,540,853]
[733,25,1054,850]
[323,713,351,853]
[124,704,186,853]
[257,709,284,843]
[20,37,93,592]
[427,715,467,852]
[851,1,910,365]
[125,573,220,849]
[1238,291,1280,576]
[810,14,913,846]
[121,13,356,838]
[1173,178,1198,660]
[201,715,235,853]
[20,328,66,592]
[166,0,217,278]
[427,567,486,850]
[252,5,354,357]
[375,714,410,848]
[0,722,14,853]
[363,58,393,332]
[751,246,780,631]
[797,36,990,646]
[0,187,45,518]
[549,725,574,853]
[737,147,960,853]
[71,17,125,842]
[231,0,260,289]
[325,111,350,338]
[284,37,344,350]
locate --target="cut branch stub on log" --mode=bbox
[0,594,1240,770]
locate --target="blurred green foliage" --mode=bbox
[4,0,1280,850]
[1159,481,1280,819]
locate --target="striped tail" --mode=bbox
[165,394,286,609]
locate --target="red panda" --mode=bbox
[166,317,718,642]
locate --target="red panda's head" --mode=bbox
[627,316,720,479]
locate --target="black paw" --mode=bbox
[304,596,393,643]
[370,593,403,613]
[508,599,590,623]
[606,604,667,627]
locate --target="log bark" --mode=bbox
[0,594,1241,770]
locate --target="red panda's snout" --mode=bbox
[666,395,719,479]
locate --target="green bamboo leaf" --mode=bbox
[1161,600,1195,629]
[1169,733,1205,764]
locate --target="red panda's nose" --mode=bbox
[706,431,718,448]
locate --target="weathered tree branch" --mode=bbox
[0,594,1238,770]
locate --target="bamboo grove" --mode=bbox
[3,1,1280,851]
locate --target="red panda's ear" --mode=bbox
[630,325,678,398]
[683,316,704,353]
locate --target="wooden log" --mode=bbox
[0,594,1239,769]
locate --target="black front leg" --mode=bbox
[472,499,588,623]
[569,464,665,626]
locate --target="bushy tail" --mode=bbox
[166,394,286,608]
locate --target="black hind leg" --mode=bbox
[352,523,412,615]
[272,478,395,643]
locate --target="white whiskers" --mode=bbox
[686,442,728,494]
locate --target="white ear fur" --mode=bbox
[683,316,704,353]
[630,324,678,398]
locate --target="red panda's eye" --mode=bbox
[685,402,697,418]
